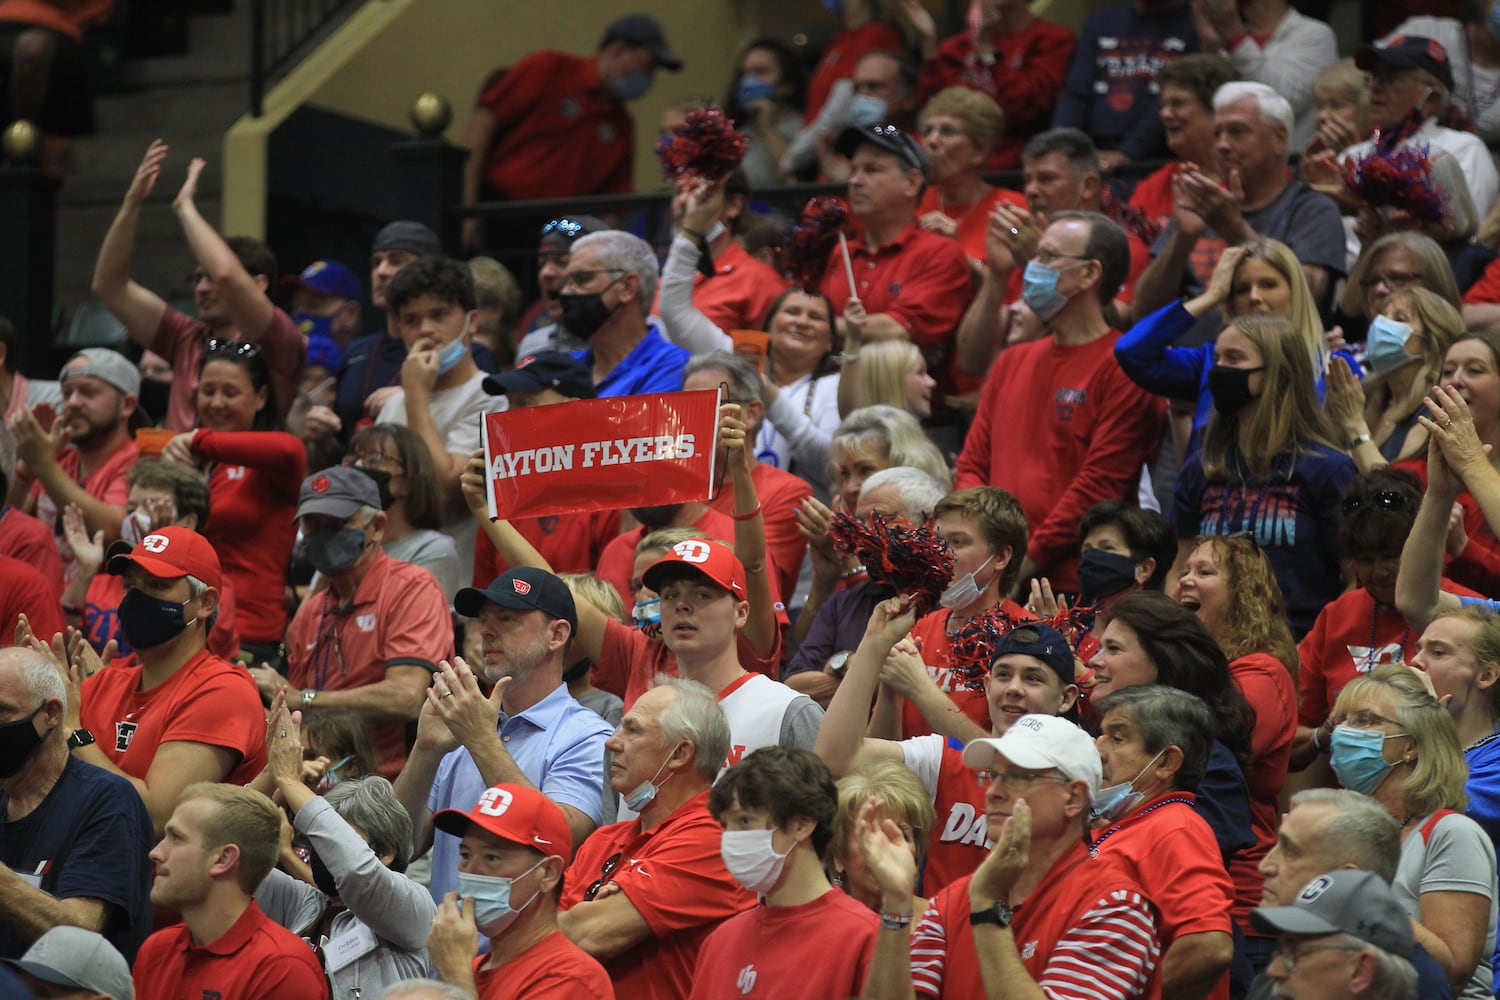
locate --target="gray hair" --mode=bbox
[325,775,415,873]
[1092,686,1215,793]
[0,647,65,716]
[1021,127,1101,176]
[1288,788,1402,883]
[379,981,473,1000]
[829,405,953,491]
[684,351,760,404]
[184,574,221,633]
[571,231,659,316]
[1214,81,1294,140]
[1328,932,1418,999]
[651,675,730,782]
[860,466,946,521]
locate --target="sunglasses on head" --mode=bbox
[205,337,262,359]
[541,218,586,239]
[1340,490,1407,514]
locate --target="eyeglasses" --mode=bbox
[976,768,1070,790]
[205,338,262,359]
[1339,709,1402,731]
[1272,940,1363,972]
[561,268,626,292]
[542,218,587,239]
[1033,249,1092,268]
[1359,270,1421,291]
[1341,490,1407,514]
[345,451,402,473]
[584,851,623,901]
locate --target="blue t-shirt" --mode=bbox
[0,755,155,962]
[573,322,690,398]
[1173,443,1357,638]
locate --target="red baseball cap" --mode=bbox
[641,538,746,597]
[432,784,572,856]
[106,526,222,591]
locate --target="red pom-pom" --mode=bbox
[656,108,749,184]
[1341,143,1449,226]
[948,604,1024,691]
[831,510,954,617]
[783,196,850,293]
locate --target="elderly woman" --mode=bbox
[827,759,936,915]
[1327,664,1498,999]
[256,694,435,995]
[914,86,1023,267]
[1128,54,1237,232]
[1334,231,1464,343]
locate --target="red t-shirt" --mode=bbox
[954,331,1166,590]
[1228,652,1297,934]
[684,241,789,334]
[0,504,63,591]
[0,553,64,644]
[595,618,781,709]
[81,648,267,787]
[561,790,756,1000]
[1126,161,1183,233]
[473,929,613,999]
[151,306,305,434]
[479,52,634,199]
[132,901,329,1000]
[191,429,305,644]
[1088,792,1233,1000]
[1464,255,1500,304]
[286,551,453,779]
[688,888,878,1000]
[29,435,137,586]
[707,463,811,606]
[901,602,1033,739]
[1297,580,1482,728]
[804,23,908,124]
[472,509,621,589]
[910,841,1162,999]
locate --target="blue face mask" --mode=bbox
[435,318,470,376]
[623,743,681,812]
[294,311,335,341]
[1091,748,1164,822]
[1365,315,1421,376]
[1329,725,1402,794]
[736,77,776,107]
[1022,260,1071,322]
[458,858,545,937]
[610,70,652,102]
[847,94,888,129]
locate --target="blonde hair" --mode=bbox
[1339,232,1462,318]
[1361,287,1464,462]
[177,783,281,893]
[560,572,629,624]
[827,759,936,873]
[829,405,953,491]
[919,86,1004,155]
[1201,314,1340,480]
[1229,238,1326,378]
[854,341,924,413]
[1430,606,1500,717]
[1313,60,1371,139]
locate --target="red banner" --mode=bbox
[483,389,721,519]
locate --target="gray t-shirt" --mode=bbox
[1394,810,1498,1000]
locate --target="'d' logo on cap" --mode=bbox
[1428,39,1447,63]
[311,475,331,494]
[141,534,170,553]
[673,540,712,564]
[518,355,538,368]
[512,579,532,595]
[477,787,514,817]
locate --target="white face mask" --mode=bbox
[939,554,996,610]
[121,509,153,547]
[720,828,791,895]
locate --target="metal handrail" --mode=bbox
[248,0,363,117]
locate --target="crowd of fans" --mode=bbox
[15,0,1500,998]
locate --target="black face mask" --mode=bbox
[117,588,196,650]
[358,467,396,511]
[1206,364,1264,416]
[138,378,172,425]
[303,841,340,898]
[1076,549,1139,606]
[558,291,621,340]
[0,704,48,780]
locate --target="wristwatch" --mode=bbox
[66,728,96,751]
[969,900,1014,928]
[301,689,317,709]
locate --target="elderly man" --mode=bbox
[9,349,139,582]
[558,677,754,1000]
[428,784,612,998]
[860,713,1161,999]
[1250,869,1418,1000]
[955,211,1167,593]
[2,926,134,1000]
[394,567,612,905]
[132,785,328,999]
[1133,80,1346,329]
[0,649,152,963]
[267,466,451,779]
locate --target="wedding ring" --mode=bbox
[1448,418,1456,429]
[442,691,454,699]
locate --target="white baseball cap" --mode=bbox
[962,714,1101,799]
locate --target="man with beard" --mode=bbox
[393,567,612,905]
[8,349,139,585]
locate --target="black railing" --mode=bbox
[249,0,363,117]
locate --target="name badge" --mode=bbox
[323,922,378,973]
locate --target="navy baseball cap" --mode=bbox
[455,567,578,631]
[836,123,931,182]
[992,623,1075,684]
[1356,35,1454,93]
[602,14,682,72]
[483,352,597,399]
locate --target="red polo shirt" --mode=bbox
[686,241,789,333]
[820,222,975,352]
[133,901,329,1000]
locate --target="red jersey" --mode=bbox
[29,435,136,586]
[707,462,811,605]
[80,648,267,787]
[478,52,634,199]
[0,554,64,644]
[910,842,1162,999]
[561,790,756,1000]
[595,618,781,709]
[1127,161,1183,233]
[804,23,908,123]
[684,241,788,334]
[151,306,304,434]
[688,889,878,1000]
[1228,652,1297,934]
[286,551,453,779]
[0,504,63,591]
[472,509,621,588]
[901,603,1033,739]
[902,735,992,893]
[954,331,1166,591]
[473,929,613,999]
[1297,580,1481,727]
[132,901,329,1000]
[191,429,304,644]
[1087,792,1233,1000]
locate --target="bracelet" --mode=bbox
[879,910,914,931]
[839,564,868,580]
[1312,726,1327,753]
[1349,433,1373,448]
[730,502,763,522]
[835,352,861,365]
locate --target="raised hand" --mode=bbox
[128,140,169,206]
[172,157,206,214]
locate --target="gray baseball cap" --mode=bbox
[1249,869,1415,960]
[2,925,134,999]
[295,465,381,522]
[61,347,141,397]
